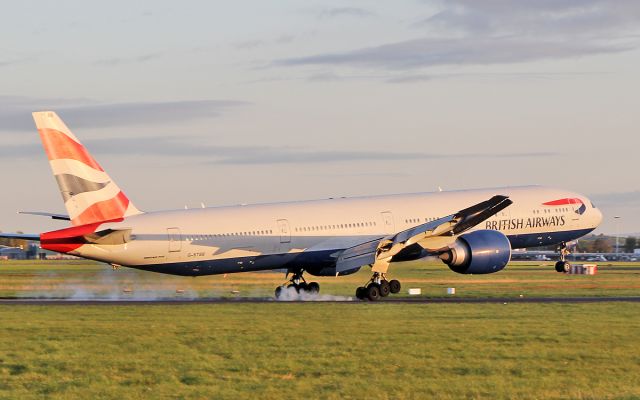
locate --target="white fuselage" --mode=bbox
[65,185,602,276]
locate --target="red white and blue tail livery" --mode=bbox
[34,111,141,226]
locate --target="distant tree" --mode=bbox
[576,240,593,253]
[593,237,613,253]
[0,231,9,247]
[624,237,637,253]
[0,230,28,249]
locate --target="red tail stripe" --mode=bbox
[38,128,104,172]
[73,191,130,226]
[543,198,583,206]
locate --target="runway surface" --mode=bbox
[2,296,640,305]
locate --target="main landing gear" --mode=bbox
[274,270,320,299]
[555,242,571,273]
[355,272,401,301]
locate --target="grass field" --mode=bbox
[1,259,640,300]
[1,260,640,399]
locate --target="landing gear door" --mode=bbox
[277,219,291,243]
[381,212,395,234]
[167,227,182,252]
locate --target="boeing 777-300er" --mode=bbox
[0,112,603,300]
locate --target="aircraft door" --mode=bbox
[381,211,395,234]
[167,227,182,252]
[277,219,291,243]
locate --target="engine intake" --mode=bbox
[439,230,511,274]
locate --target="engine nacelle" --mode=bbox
[439,230,511,274]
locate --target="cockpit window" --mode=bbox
[591,202,596,208]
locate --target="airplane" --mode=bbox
[0,111,603,301]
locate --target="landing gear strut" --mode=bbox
[355,272,401,301]
[555,242,571,273]
[274,270,320,299]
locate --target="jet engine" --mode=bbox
[439,230,511,274]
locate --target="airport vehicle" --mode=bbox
[0,112,603,300]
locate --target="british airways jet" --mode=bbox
[1,112,603,300]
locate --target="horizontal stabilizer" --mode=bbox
[0,233,40,241]
[18,211,71,221]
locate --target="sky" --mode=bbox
[1,0,639,235]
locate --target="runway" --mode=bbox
[2,296,640,305]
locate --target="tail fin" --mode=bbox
[33,111,142,226]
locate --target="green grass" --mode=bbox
[1,303,640,399]
[1,260,640,399]
[2,259,640,299]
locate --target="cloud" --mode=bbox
[0,60,19,67]
[306,72,344,82]
[0,96,248,132]
[278,1,640,70]
[275,34,295,44]
[386,74,432,84]
[93,52,163,67]
[279,36,633,70]
[234,40,265,50]
[420,1,640,37]
[0,135,557,164]
[318,7,375,19]
[0,57,31,68]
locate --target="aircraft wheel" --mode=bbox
[389,279,401,294]
[307,282,320,293]
[355,286,366,300]
[287,284,298,292]
[555,261,565,273]
[275,286,283,299]
[298,282,309,292]
[379,280,391,297]
[564,262,572,273]
[367,284,381,301]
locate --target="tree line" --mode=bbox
[575,235,638,253]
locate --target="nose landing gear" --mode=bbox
[554,242,572,273]
[355,272,401,301]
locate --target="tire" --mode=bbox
[355,286,366,300]
[298,282,309,292]
[275,286,283,299]
[555,261,565,273]
[287,284,298,292]
[389,279,401,294]
[307,282,320,293]
[379,280,391,297]
[564,262,571,273]
[367,285,381,301]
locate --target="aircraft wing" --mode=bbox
[335,195,512,274]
